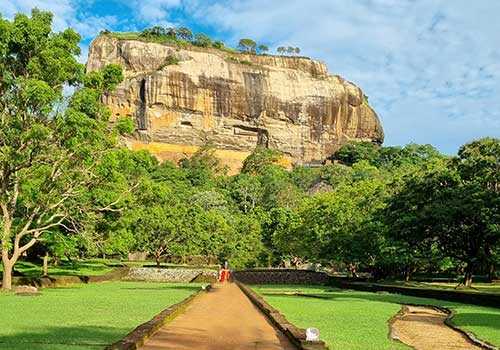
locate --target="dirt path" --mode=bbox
[138,283,297,350]
[391,305,482,350]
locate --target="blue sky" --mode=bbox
[2,0,499,154]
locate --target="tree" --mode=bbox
[134,205,190,267]
[140,26,165,38]
[230,174,263,213]
[0,10,124,289]
[258,45,269,54]
[294,47,301,55]
[165,27,177,39]
[238,39,257,53]
[212,40,224,49]
[277,47,286,55]
[384,139,500,287]
[332,141,381,166]
[179,143,227,187]
[176,27,193,41]
[287,46,295,54]
[297,178,389,276]
[115,116,135,135]
[241,146,283,175]
[193,33,212,47]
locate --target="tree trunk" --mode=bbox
[405,266,416,282]
[488,261,496,281]
[464,265,474,287]
[155,255,161,268]
[1,260,13,290]
[42,252,49,276]
[348,263,358,278]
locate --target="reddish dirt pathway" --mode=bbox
[138,283,297,350]
[391,305,483,350]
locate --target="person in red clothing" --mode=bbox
[219,261,231,283]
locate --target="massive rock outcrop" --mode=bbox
[87,35,384,172]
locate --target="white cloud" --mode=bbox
[184,0,500,153]
[2,0,499,153]
[130,0,180,23]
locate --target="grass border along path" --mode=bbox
[0,281,206,350]
[252,285,500,350]
[106,285,210,350]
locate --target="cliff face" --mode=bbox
[87,36,384,171]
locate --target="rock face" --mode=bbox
[87,36,384,172]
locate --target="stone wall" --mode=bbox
[232,269,329,285]
[124,267,218,283]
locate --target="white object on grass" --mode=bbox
[306,327,320,341]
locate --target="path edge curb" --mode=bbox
[236,282,329,350]
[389,304,498,350]
[105,284,211,350]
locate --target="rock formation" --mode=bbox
[87,35,384,172]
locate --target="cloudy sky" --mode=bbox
[2,0,499,154]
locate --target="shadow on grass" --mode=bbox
[0,325,127,350]
[120,285,203,292]
[264,287,500,343]
[451,312,500,328]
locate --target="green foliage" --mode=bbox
[383,138,500,285]
[241,146,283,174]
[176,26,193,41]
[193,33,212,47]
[0,9,125,289]
[332,141,381,166]
[160,55,180,68]
[115,115,135,135]
[238,38,257,52]
[258,44,269,54]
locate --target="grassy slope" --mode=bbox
[253,285,500,350]
[0,281,204,350]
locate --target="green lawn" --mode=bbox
[0,259,219,279]
[0,281,204,350]
[252,285,500,350]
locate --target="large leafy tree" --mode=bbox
[385,138,500,286]
[0,10,123,289]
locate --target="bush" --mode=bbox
[115,116,135,135]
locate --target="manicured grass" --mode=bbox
[0,281,204,350]
[0,259,220,279]
[252,285,500,350]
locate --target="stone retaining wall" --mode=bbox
[232,269,329,285]
[237,282,329,350]
[124,267,218,283]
